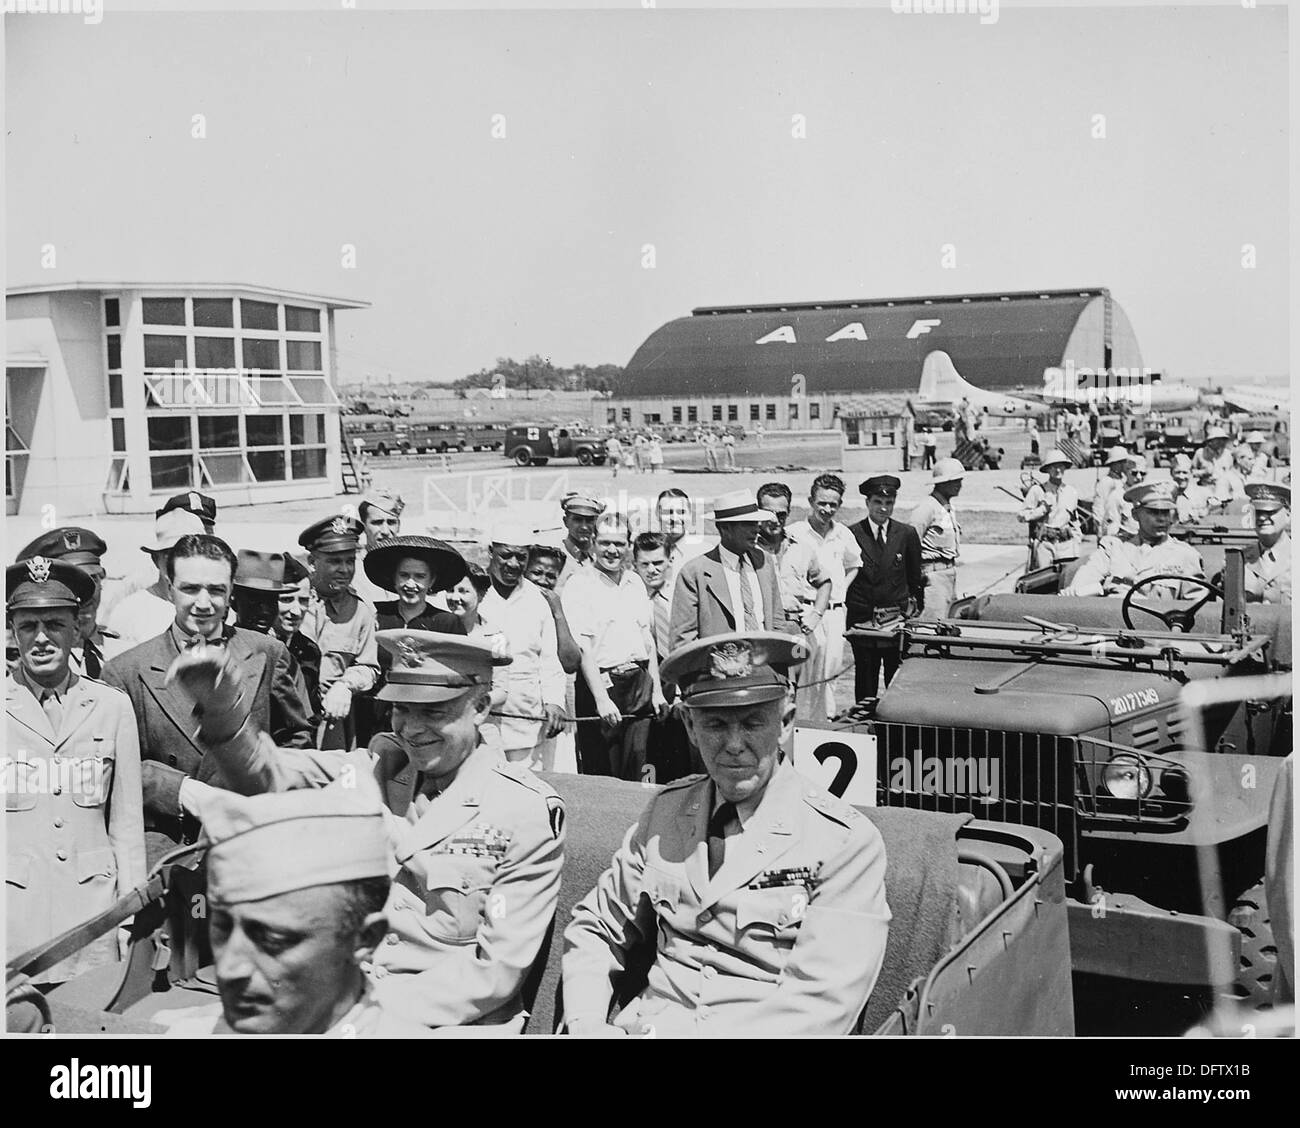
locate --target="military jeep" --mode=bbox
[801,556,1290,1034]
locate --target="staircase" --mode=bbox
[340,416,365,494]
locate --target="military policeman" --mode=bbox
[298,513,380,749]
[909,458,964,621]
[5,557,146,984]
[561,630,890,1037]
[16,527,118,678]
[1018,451,1082,568]
[1243,482,1290,605]
[162,630,566,1032]
[153,787,429,1037]
[1065,481,1205,599]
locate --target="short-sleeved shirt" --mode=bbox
[561,567,652,669]
[301,587,380,694]
[908,496,961,564]
[785,520,861,602]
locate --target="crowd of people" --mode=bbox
[5,424,1290,1034]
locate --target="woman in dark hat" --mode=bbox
[357,535,469,743]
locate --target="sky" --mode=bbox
[5,2,1289,389]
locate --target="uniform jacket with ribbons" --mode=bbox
[667,545,788,654]
[846,518,924,629]
[102,626,314,859]
[177,727,565,1032]
[561,760,891,1036]
[5,672,147,983]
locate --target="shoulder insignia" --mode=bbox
[546,795,565,840]
[658,772,706,792]
[802,788,863,829]
[492,761,551,795]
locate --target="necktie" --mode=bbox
[40,689,63,735]
[653,590,671,660]
[738,556,759,630]
[876,523,886,551]
[707,801,737,878]
[82,637,102,679]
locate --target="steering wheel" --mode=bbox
[1121,575,1223,633]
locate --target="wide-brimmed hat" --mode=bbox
[1204,426,1231,443]
[1104,446,1132,467]
[233,549,297,594]
[931,458,966,484]
[1038,449,1072,471]
[709,491,777,523]
[1245,431,1267,445]
[363,535,467,594]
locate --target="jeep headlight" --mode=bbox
[1101,756,1152,800]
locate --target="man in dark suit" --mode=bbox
[668,490,790,652]
[102,533,315,864]
[846,475,924,702]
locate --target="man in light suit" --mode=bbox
[102,534,314,865]
[668,490,790,653]
[5,557,146,985]
[562,630,891,1036]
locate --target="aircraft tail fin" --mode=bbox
[918,350,975,404]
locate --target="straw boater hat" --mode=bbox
[363,535,467,595]
[709,491,777,523]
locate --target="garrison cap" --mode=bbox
[1124,481,1177,511]
[6,557,97,612]
[359,486,405,519]
[363,535,467,595]
[1037,450,1073,471]
[859,475,901,499]
[660,631,809,710]
[202,787,390,906]
[375,629,511,704]
[157,490,217,531]
[1245,481,1290,512]
[17,527,107,571]
[142,509,206,555]
[298,513,364,554]
[282,552,311,585]
[234,549,297,593]
[1171,454,1193,472]
[561,492,606,517]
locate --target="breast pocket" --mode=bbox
[70,739,115,809]
[643,866,684,918]
[735,887,808,941]
[3,756,39,812]
[409,853,493,944]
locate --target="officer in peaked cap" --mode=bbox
[157,490,218,533]
[5,557,146,985]
[16,527,116,677]
[1065,480,1205,600]
[562,630,891,1037]
[152,787,428,1037]
[297,513,377,750]
[1243,482,1290,605]
[158,628,564,1032]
